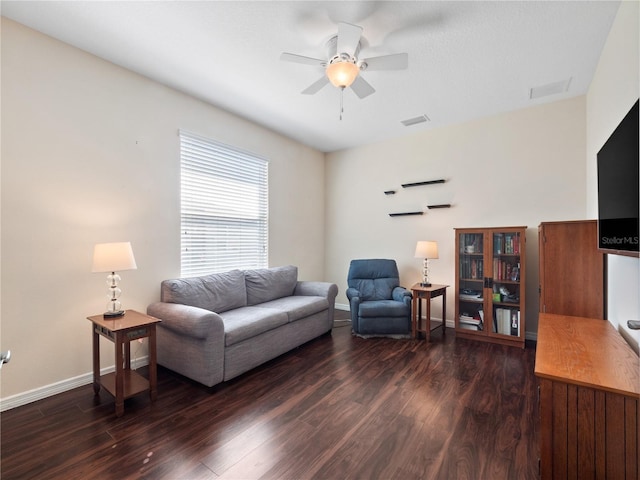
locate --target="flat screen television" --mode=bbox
[597,99,639,256]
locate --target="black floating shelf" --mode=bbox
[389,211,424,217]
[401,179,445,188]
[384,190,396,195]
[427,204,451,209]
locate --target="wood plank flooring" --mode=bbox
[1,314,539,479]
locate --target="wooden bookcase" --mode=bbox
[454,226,526,348]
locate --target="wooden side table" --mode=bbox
[411,283,449,341]
[87,309,160,417]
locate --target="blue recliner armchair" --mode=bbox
[346,259,412,336]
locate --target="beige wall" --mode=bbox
[325,96,588,337]
[0,19,325,401]
[586,0,639,329]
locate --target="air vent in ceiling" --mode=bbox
[530,78,572,100]
[401,114,430,127]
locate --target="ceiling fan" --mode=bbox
[280,22,408,101]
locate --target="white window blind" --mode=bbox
[179,130,268,277]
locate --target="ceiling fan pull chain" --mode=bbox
[340,86,345,120]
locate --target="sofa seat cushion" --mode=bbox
[257,296,328,322]
[220,306,288,346]
[161,269,247,313]
[245,265,298,305]
[359,300,410,318]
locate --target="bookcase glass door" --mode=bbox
[455,226,526,348]
[457,231,486,334]
[489,231,523,339]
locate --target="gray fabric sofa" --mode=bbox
[147,265,338,387]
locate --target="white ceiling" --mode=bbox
[1,1,621,153]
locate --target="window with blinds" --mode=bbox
[179,130,268,277]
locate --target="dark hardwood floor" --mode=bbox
[1,313,539,479]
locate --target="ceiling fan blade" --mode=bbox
[350,75,375,99]
[280,52,325,66]
[302,76,329,95]
[361,52,408,71]
[337,22,363,57]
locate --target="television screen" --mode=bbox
[597,99,639,256]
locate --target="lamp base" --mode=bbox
[103,310,125,319]
[419,282,432,287]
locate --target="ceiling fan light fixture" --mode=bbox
[326,58,359,88]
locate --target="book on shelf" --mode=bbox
[501,309,511,335]
[492,259,521,282]
[510,233,521,254]
[459,315,480,323]
[510,310,520,337]
[494,234,503,255]
[493,308,507,335]
[494,308,520,336]
[459,314,483,331]
[493,233,521,255]
[460,323,480,331]
[460,258,483,279]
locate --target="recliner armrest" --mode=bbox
[392,286,412,300]
[346,288,361,327]
[147,302,224,340]
[346,287,360,301]
[392,286,412,306]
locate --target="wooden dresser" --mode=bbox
[535,313,640,479]
[538,220,606,319]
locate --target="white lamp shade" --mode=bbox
[92,242,137,273]
[326,60,359,88]
[415,241,439,259]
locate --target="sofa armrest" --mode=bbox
[294,281,338,301]
[147,302,224,340]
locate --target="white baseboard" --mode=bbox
[0,356,148,412]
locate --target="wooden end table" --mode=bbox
[87,309,161,417]
[411,283,449,341]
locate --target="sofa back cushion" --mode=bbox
[245,265,298,305]
[161,269,247,313]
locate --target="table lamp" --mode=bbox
[92,242,137,318]
[415,241,438,286]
